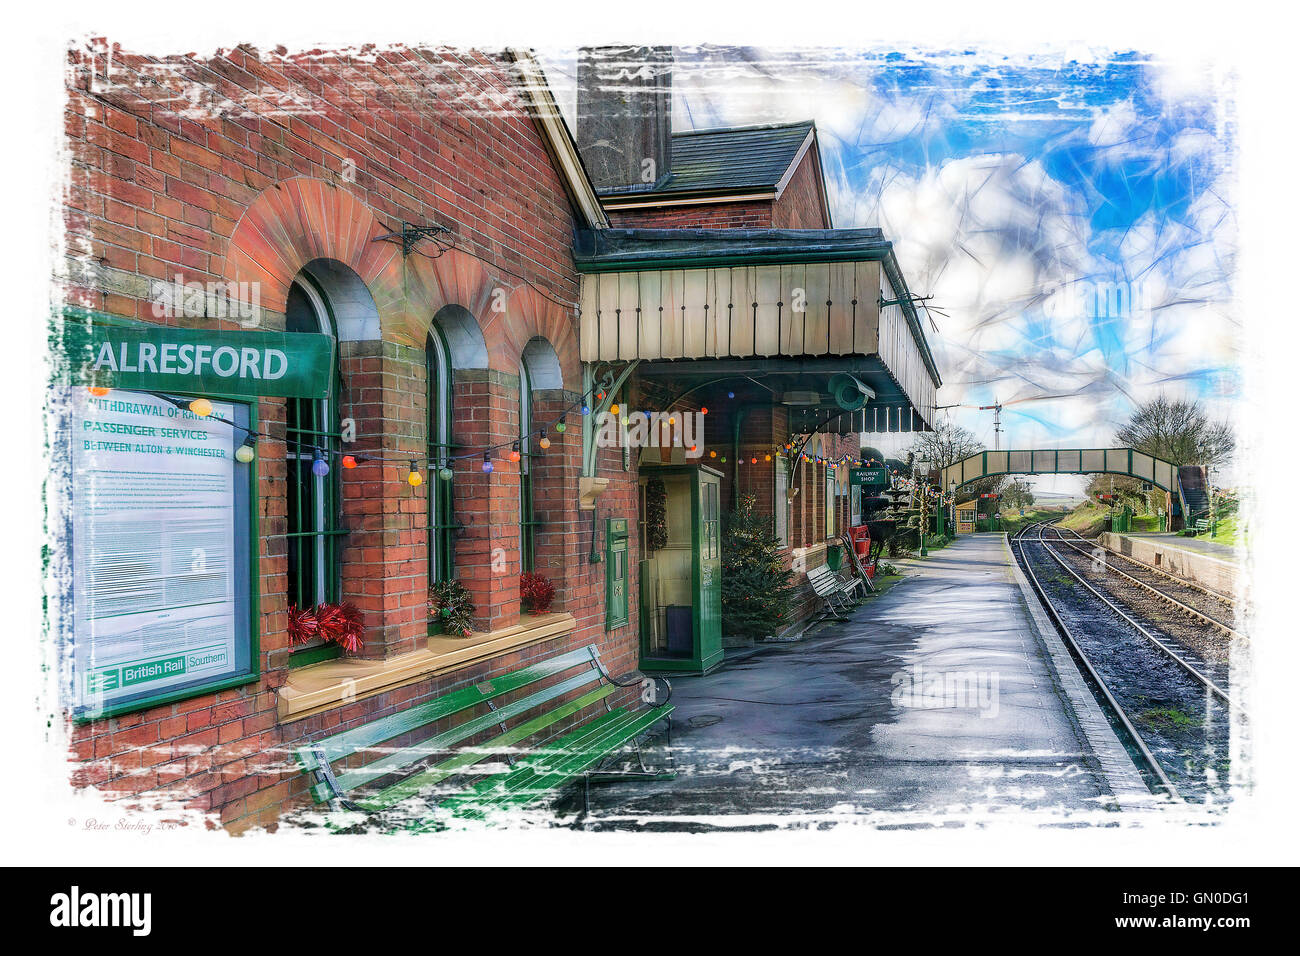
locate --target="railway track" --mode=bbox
[1048,525,1238,638]
[1010,522,1240,804]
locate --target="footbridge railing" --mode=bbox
[941,448,1178,494]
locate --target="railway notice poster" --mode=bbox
[70,388,253,714]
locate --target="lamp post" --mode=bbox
[949,479,957,535]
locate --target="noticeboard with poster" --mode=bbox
[68,388,257,717]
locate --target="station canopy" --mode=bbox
[574,228,942,434]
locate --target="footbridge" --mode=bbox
[941,447,1179,494]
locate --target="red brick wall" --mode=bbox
[607,199,774,230]
[772,145,832,229]
[61,42,644,831]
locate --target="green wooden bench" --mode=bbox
[294,644,673,830]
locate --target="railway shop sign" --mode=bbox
[850,466,890,488]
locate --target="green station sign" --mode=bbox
[61,316,336,400]
[850,466,890,487]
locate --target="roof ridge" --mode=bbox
[671,119,815,137]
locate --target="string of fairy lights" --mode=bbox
[82,383,872,486]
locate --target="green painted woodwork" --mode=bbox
[74,395,261,722]
[637,465,724,676]
[437,706,671,821]
[943,447,1179,494]
[61,308,336,399]
[605,517,629,629]
[295,643,673,826]
[850,466,889,487]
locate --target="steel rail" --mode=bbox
[1054,526,1235,604]
[1034,529,1237,712]
[1048,526,1239,638]
[1009,523,1180,801]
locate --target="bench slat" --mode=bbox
[350,683,617,810]
[319,667,608,800]
[453,706,672,820]
[297,645,600,770]
[440,704,671,820]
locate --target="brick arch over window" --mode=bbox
[222,176,579,386]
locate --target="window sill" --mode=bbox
[277,612,577,723]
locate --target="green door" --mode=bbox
[695,468,723,673]
[638,465,724,675]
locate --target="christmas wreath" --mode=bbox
[429,579,476,637]
[645,476,669,552]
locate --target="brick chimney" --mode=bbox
[576,46,673,192]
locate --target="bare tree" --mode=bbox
[1115,395,1235,468]
[907,419,984,470]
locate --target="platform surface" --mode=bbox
[588,533,1135,827]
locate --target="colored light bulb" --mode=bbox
[341,455,357,469]
[727,391,735,399]
[765,454,771,461]
[709,450,717,458]
[610,403,619,415]
[189,398,213,417]
[700,407,708,415]
[312,454,329,477]
[235,444,255,464]
[439,466,454,481]
[482,454,493,474]
[555,422,566,433]
[87,386,111,397]
[538,436,551,450]
[581,405,590,415]
[751,457,758,464]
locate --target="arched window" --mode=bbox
[285,276,343,649]
[517,337,562,579]
[427,331,455,585]
[518,359,535,573]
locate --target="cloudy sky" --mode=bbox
[542,47,1238,490]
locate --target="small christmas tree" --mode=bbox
[721,493,798,639]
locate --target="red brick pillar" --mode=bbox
[450,369,522,634]
[337,340,429,659]
[528,390,581,611]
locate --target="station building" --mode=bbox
[56,43,939,828]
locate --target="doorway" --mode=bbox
[637,465,723,674]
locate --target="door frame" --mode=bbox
[637,463,725,675]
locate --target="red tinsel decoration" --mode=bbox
[519,572,557,613]
[335,603,366,653]
[315,602,366,654]
[288,602,365,652]
[287,603,319,646]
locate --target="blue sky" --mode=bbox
[544,47,1238,487]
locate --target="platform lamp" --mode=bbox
[949,479,957,534]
